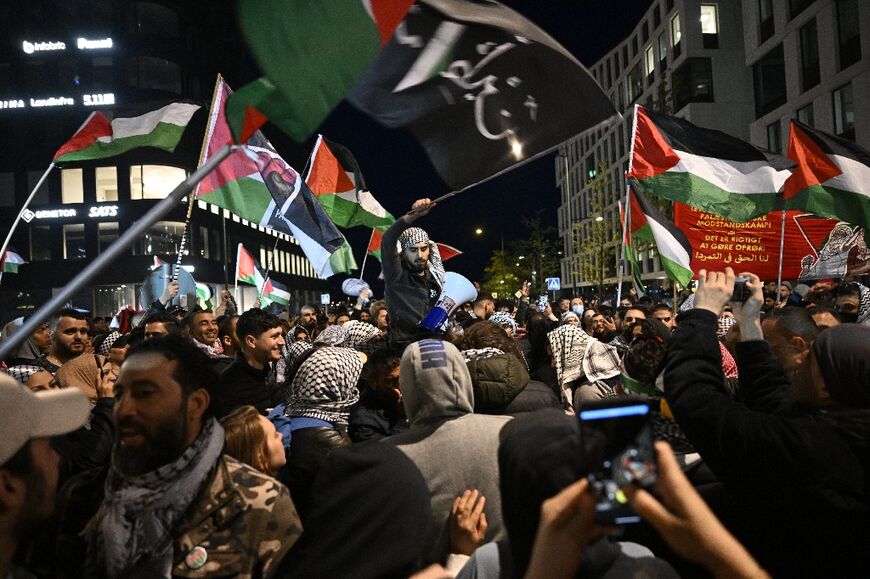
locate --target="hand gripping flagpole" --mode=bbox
[0,145,239,361]
[0,163,56,286]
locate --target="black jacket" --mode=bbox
[664,309,870,577]
[215,354,273,417]
[381,216,440,347]
[279,426,350,523]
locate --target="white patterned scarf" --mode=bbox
[342,320,383,353]
[547,324,621,406]
[397,226,445,288]
[461,347,504,362]
[87,418,225,578]
[285,347,362,424]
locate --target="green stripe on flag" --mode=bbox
[200,177,273,225]
[784,185,870,232]
[660,254,693,288]
[54,122,190,163]
[635,173,780,223]
[316,193,395,229]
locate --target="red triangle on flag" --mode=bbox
[784,121,843,200]
[53,112,112,161]
[436,242,462,261]
[307,137,356,196]
[628,106,681,180]
[370,0,415,46]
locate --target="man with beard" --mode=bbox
[0,375,90,578]
[381,198,445,349]
[25,309,90,391]
[216,309,284,416]
[185,309,221,356]
[83,334,301,578]
[297,305,319,340]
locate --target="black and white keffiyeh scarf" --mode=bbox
[342,320,382,353]
[547,324,621,406]
[461,347,504,363]
[285,347,362,424]
[489,312,517,336]
[274,340,314,385]
[397,226,445,288]
[314,324,347,346]
[87,418,225,578]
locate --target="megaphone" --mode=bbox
[342,278,371,298]
[420,272,477,332]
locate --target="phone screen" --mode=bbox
[579,402,656,524]
[537,295,548,312]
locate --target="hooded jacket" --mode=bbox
[387,339,511,564]
[465,353,561,415]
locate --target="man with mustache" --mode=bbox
[84,334,301,578]
[184,308,221,357]
[25,308,90,391]
[381,198,444,350]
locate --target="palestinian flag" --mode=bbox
[628,105,790,223]
[784,120,870,240]
[53,103,199,163]
[226,0,414,142]
[197,77,356,277]
[619,202,646,293]
[435,242,462,262]
[151,256,165,271]
[1,250,26,273]
[305,135,394,229]
[263,278,291,306]
[630,187,693,287]
[236,244,273,295]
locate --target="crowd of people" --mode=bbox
[2,198,869,578]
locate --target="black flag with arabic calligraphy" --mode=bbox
[347,0,617,191]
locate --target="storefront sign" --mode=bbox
[77,37,113,50]
[22,36,113,54]
[21,205,119,223]
[22,40,66,54]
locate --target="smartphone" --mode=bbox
[536,295,548,312]
[578,399,657,525]
[731,275,750,303]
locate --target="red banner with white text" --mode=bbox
[673,203,869,280]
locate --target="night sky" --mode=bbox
[233,1,653,292]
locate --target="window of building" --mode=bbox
[645,45,656,84]
[627,63,644,103]
[653,4,662,28]
[642,20,649,44]
[799,19,820,92]
[617,81,626,111]
[832,83,855,140]
[0,172,14,207]
[613,54,621,77]
[94,167,118,202]
[98,222,119,254]
[135,2,180,38]
[198,226,209,259]
[63,224,86,259]
[127,56,182,94]
[836,0,861,70]
[700,4,720,49]
[759,0,774,43]
[671,13,682,58]
[788,0,814,20]
[133,221,186,255]
[753,44,787,118]
[61,169,84,204]
[767,121,782,153]
[130,165,186,200]
[91,56,114,90]
[94,286,136,318]
[796,103,815,127]
[29,225,51,261]
[606,59,612,87]
[672,57,715,111]
[631,35,638,57]
[658,31,668,69]
[622,45,629,68]
[28,171,50,205]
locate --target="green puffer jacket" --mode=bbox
[465,353,530,414]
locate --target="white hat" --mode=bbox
[0,373,91,465]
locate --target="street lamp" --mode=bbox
[475,227,484,235]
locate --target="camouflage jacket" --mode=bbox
[171,454,302,578]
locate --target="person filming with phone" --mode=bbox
[661,267,870,577]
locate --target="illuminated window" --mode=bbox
[129,165,186,200]
[645,45,656,79]
[133,221,186,255]
[658,32,668,69]
[63,224,86,259]
[671,13,682,58]
[61,169,84,204]
[700,5,719,48]
[95,167,118,202]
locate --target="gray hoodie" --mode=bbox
[387,339,511,564]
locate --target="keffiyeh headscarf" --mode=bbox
[98,331,121,356]
[489,312,517,336]
[273,340,314,385]
[285,347,363,424]
[717,316,737,338]
[397,227,445,288]
[560,311,580,326]
[314,324,347,346]
[343,320,382,353]
[547,324,621,406]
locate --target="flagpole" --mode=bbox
[234,243,241,310]
[0,145,238,360]
[0,162,55,286]
[359,229,375,280]
[776,210,787,305]
[617,181,632,306]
